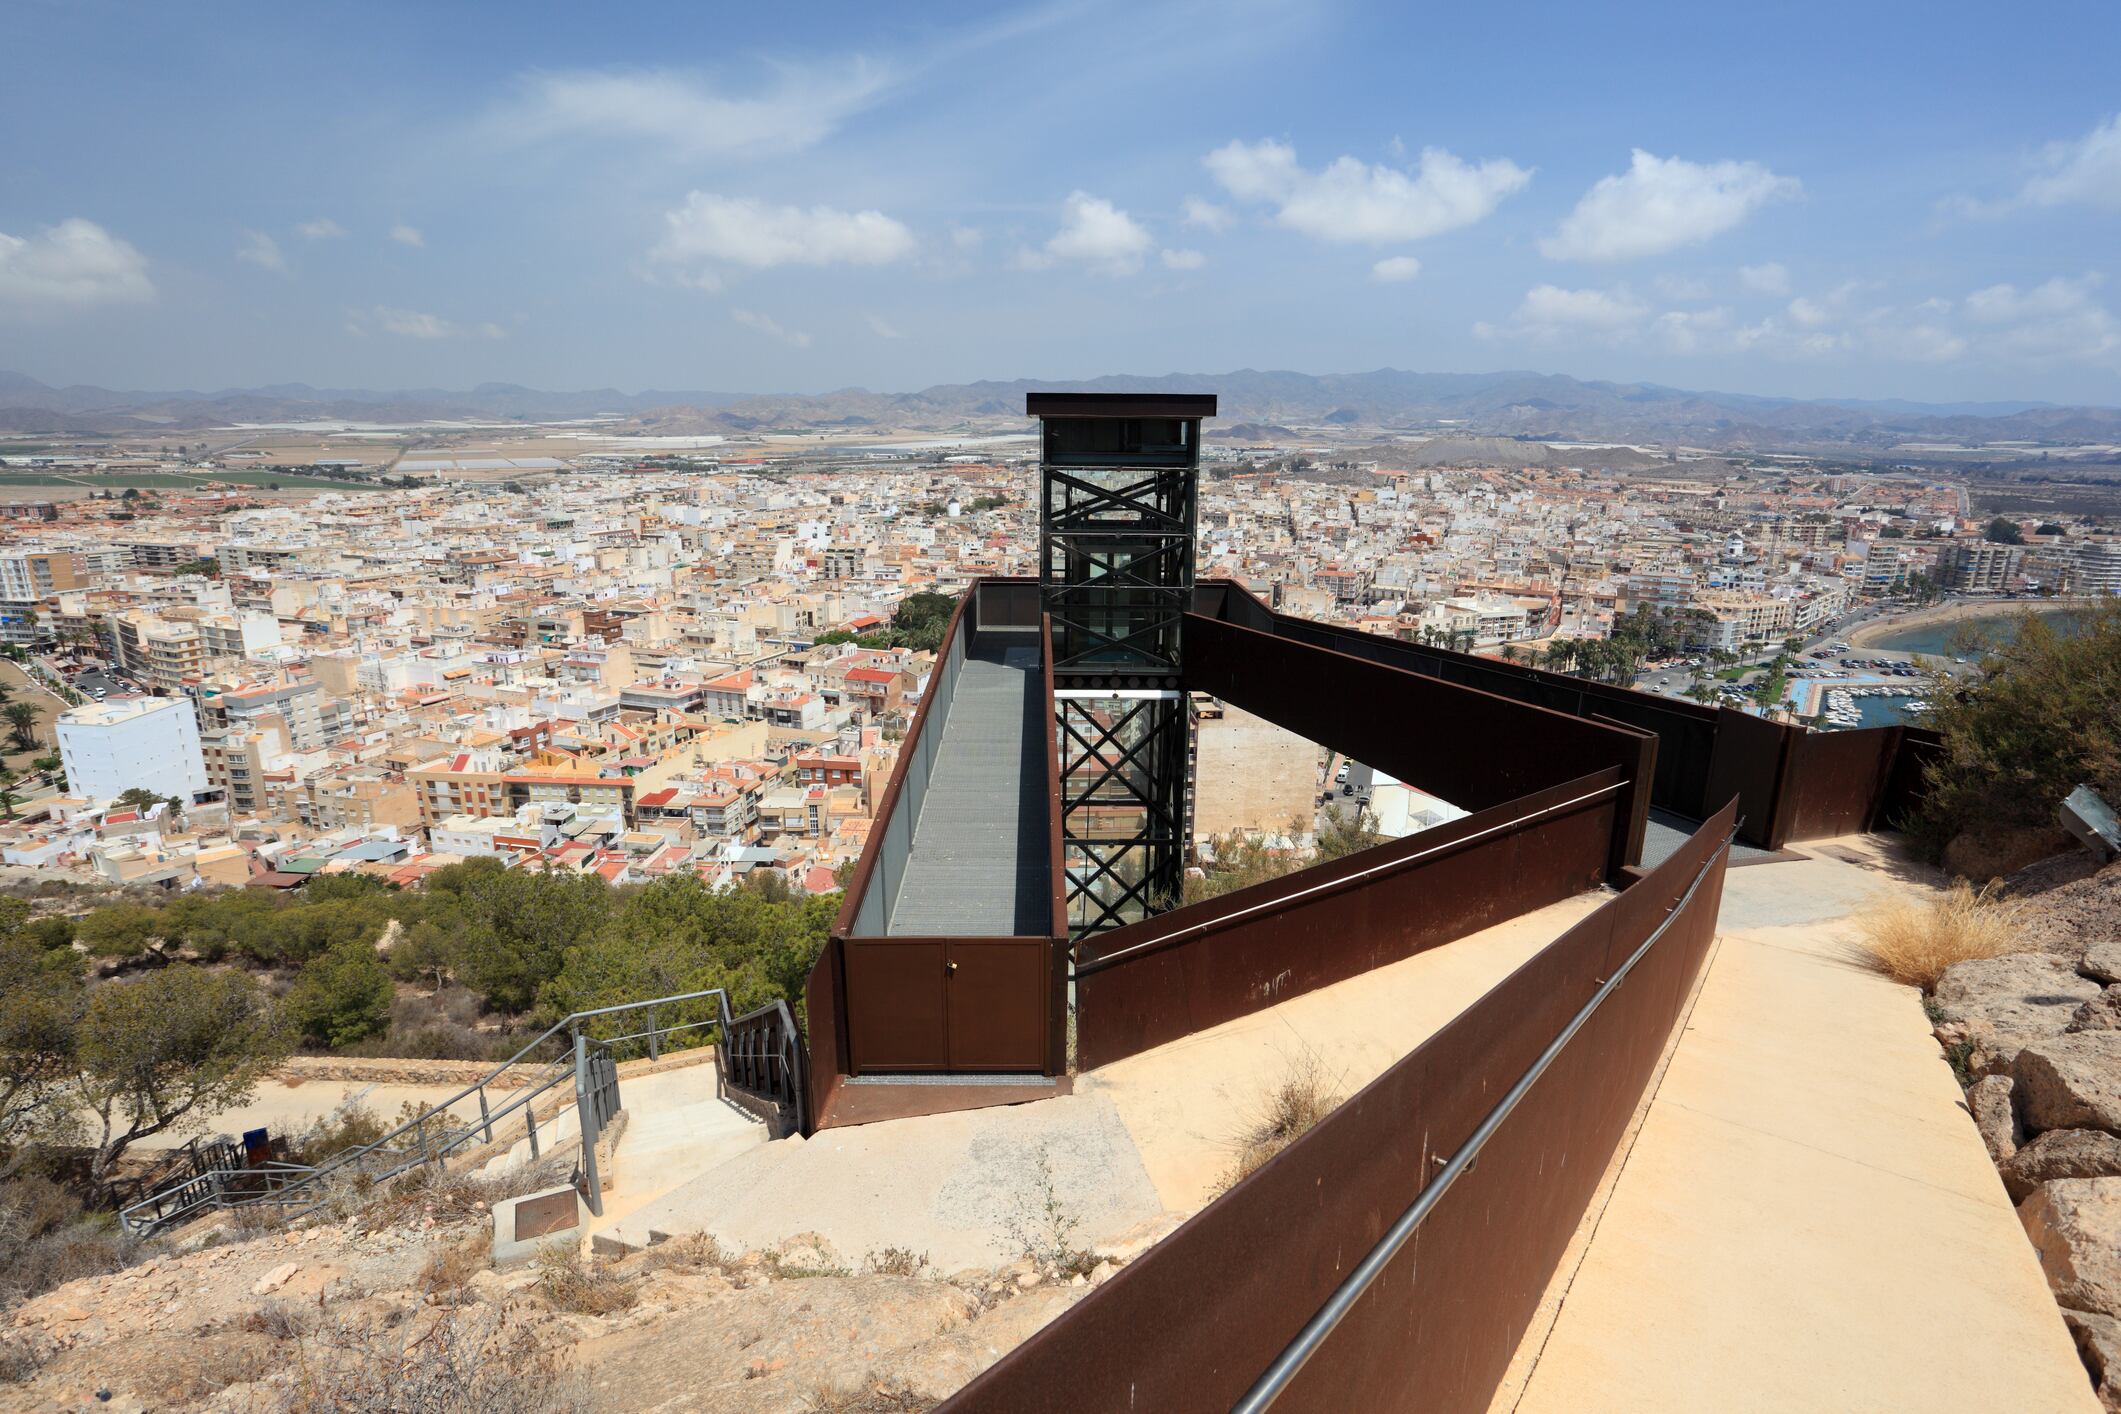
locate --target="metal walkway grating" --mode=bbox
[887,641,1052,936]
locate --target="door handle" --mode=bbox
[945,960,959,974]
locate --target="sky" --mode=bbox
[4,0,2120,406]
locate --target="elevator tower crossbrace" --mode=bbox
[1030,392,1216,938]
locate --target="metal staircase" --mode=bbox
[117,988,806,1238]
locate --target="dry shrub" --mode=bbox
[806,1385,933,1413]
[266,1305,587,1413]
[0,1176,140,1309]
[863,1246,927,1278]
[420,1232,490,1301]
[240,1302,310,1341]
[533,1246,637,1316]
[997,1147,1096,1280]
[353,1153,571,1232]
[286,1100,396,1164]
[1217,1049,1343,1193]
[635,1230,729,1274]
[0,1329,50,1384]
[1856,881,2027,990]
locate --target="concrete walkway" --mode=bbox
[602,890,1611,1271]
[886,641,1049,937]
[1501,839,2098,1414]
[127,1079,489,1149]
[589,1061,767,1232]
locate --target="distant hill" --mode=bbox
[4,367,2118,453]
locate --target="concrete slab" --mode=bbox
[490,1185,583,1269]
[1506,844,2098,1414]
[605,1089,1165,1272]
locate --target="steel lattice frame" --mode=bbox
[1034,400,1206,939]
[1056,693,1190,934]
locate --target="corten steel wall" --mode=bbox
[1184,612,1653,871]
[1703,705,1792,846]
[798,937,845,1134]
[1778,724,1902,842]
[842,935,1060,1073]
[937,801,1736,1414]
[1074,770,1623,1068]
[1192,582,1726,811]
[1874,725,1945,834]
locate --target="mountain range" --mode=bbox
[3,367,2118,454]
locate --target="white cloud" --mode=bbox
[1956,114,2121,216]
[1784,281,1863,329]
[1205,138,1529,244]
[1652,306,1733,352]
[1182,196,1234,233]
[1653,273,1711,301]
[1540,150,1800,262]
[296,218,346,240]
[0,219,154,311]
[1161,247,1206,271]
[1738,261,1790,296]
[373,307,452,339]
[390,223,425,248]
[1372,255,1422,283]
[949,225,984,252]
[1474,284,1650,345]
[357,306,504,340]
[1962,276,2120,361]
[1015,192,1154,276]
[236,230,286,272]
[651,194,916,286]
[732,308,812,348]
[488,63,890,161]
[865,313,904,339]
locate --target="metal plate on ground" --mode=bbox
[514,1190,579,1241]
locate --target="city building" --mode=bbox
[54,695,209,806]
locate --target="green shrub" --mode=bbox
[286,941,394,1049]
[1914,600,2121,853]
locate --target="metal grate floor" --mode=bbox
[887,642,1051,936]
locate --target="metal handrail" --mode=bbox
[118,986,740,1236]
[1231,825,1735,1414]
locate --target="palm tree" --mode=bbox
[31,752,60,782]
[0,767,19,821]
[2,702,37,753]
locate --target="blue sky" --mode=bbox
[4,0,2120,405]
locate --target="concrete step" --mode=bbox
[596,1130,810,1254]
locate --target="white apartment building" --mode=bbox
[54,696,209,806]
[1690,590,1796,652]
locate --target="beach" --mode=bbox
[1847,597,2092,652]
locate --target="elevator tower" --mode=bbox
[1029,392,1215,936]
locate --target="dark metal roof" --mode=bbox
[1026,392,1217,419]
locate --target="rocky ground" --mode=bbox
[1931,854,2121,1411]
[0,1167,1137,1413]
